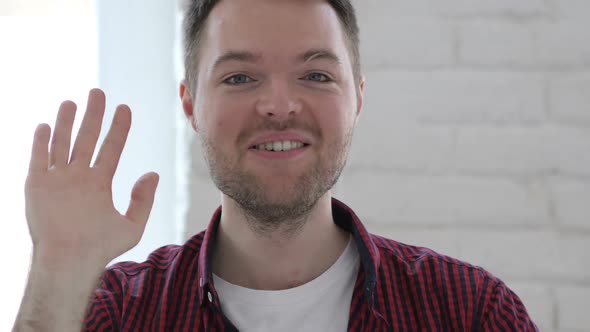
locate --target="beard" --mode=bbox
[200,117,354,237]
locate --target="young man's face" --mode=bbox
[181,0,364,222]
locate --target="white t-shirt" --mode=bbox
[212,235,360,332]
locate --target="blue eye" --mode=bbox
[224,74,254,85]
[305,73,331,82]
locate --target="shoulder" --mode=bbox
[369,233,539,330]
[370,232,492,280]
[370,232,507,296]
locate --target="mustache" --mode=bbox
[237,118,321,145]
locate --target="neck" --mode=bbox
[212,191,350,290]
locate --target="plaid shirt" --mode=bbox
[84,198,539,331]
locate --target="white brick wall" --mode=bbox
[362,70,547,125]
[549,72,590,124]
[360,19,455,68]
[550,178,590,229]
[459,22,590,68]
[340,173,551,227]
[183,1,590,330]
[557,286,590,330]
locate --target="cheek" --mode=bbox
[313,98,356,139]
[206,97,250,144]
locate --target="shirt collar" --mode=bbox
[196,197,382,309]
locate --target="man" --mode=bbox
[13,0,538,331]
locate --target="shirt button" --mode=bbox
[208,292,213,303]
[199,277,203,287]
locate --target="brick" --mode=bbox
[556,286,590,330]
[549,72,590,125]
[551,0,590,21]
[347,123,453,173]
[353,0,548,18]
[454,127,550,175]
[549,178,590,229]
[338,173,550,227]
[363,70,545,125]
[453,126,590,177]
[501,281,554,330]
[458,231,590,281]
[353,0,435,19]
[548,126,590,176]
[458,22,590,67]
[358,18,454,68]
[458,22,535,67]
[435,0,548,17]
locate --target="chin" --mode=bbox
[260,186,301,203]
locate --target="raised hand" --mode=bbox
[24,88,159,265]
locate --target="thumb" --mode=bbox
[125,172,159,226]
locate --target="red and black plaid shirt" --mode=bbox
[84,198,539,331]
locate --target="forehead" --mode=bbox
[199,0,350,65]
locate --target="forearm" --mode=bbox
[13,251,106,332]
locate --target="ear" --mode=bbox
[355,75,365,123]
[180,79,198,132]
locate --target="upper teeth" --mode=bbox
[256,141,305,152]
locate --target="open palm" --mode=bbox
[24,89,159,264]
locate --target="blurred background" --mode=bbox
[1,0,588,331]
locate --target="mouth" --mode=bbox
[249,140,311,152]
[248,140,311,161]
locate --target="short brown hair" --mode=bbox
[182,0,361,90]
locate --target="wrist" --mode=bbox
[32,246,109,273]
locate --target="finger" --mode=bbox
[70,88,106,166]
[28,123,51,174]
[49,101,77,167]
[125,172,159,225]
[94,105,132,177]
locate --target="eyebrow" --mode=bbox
[300,49,342,65]
[211,48,342,72]
[212,51,261,72]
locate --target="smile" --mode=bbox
[251,140,309,152]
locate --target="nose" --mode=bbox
[255,80,302,120]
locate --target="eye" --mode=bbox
[223,74,255,85]
[304,72,332,82]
